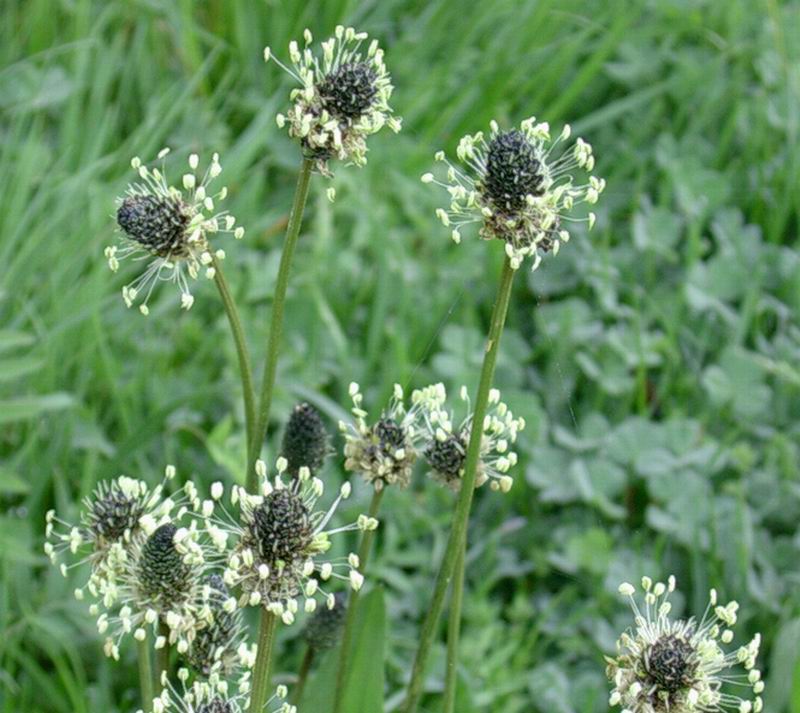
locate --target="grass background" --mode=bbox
[1,0,800,711]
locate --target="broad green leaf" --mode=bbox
[339,587,386,713]
[300,588,386,713]
[300,648,339,713]
[765,618,800,713]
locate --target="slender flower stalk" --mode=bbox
[294,591,348,705]
[331,487,384,713]
[421,385,523,713]
[139,634,155,713]
[403,256,516,713]
[247,158,313,490]
[443,539,466,713]
[290,647,315,706]
[212,254,257,453]
[155,619,170,692]
[332,382,444,713]
[248,609,279,713]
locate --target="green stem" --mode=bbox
[248,610,279,713]
[213,255,257,454]
[443,538,466,713]
[403,256,516,713]
[154,620,170,694]
[247,157,314,491]
[290,646,315,706]
[137,635,154,713]
[331,488,385,713]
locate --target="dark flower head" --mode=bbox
[484,129,546,212]
[422,117,604,269]
[318,62,379,120]
[608,577,764,713]
[281,403,330,477]
[645,634,698,694]
[42,467,215,661]
[108,150,245,314]
[86,478,148,544]
[425,432,467,487]
[216,461,375,623]
[421,386,523,493]
[341,382,443,490]
[185,574,244,678]
[266,26,401,174]
[303,591,347,652]
[251,489,314,564]
[116,194,192,258]
[45,471,174,591]
[197,699,234,713]
[138,523,192,603]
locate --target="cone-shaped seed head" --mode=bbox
[425,432,467,485]
[138,523,191,601]
[281,403,330,477]
[252,489,313,563]
[197,699,233,713]
[116,194,192,258]
[318,61,379,120]
[303,591,347,651]
[484,129,546,212]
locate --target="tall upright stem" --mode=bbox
[213,255,257,454]
[137,635,155,713]
[290,647,315,706]
[403,256,516,713]
[248,157,314,491]
[443,538,466,713]
[248,610,279,713]
[331,488,385,713]
[154,620,170,694]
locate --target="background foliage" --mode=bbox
[1,0,799,711]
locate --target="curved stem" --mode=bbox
[137,635,155,713]
[443,538,466,713]
[248,157,314,491]
[331,488,385,713]
[212,255,257,455]
[290,647,315,706]
[248,610,279,713]
[154,620,170,694]
[403,257,516,713]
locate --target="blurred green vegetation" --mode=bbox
[1,0,800,711]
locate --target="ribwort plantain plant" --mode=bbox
[249,26,401,489]
[404,115,604,713]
